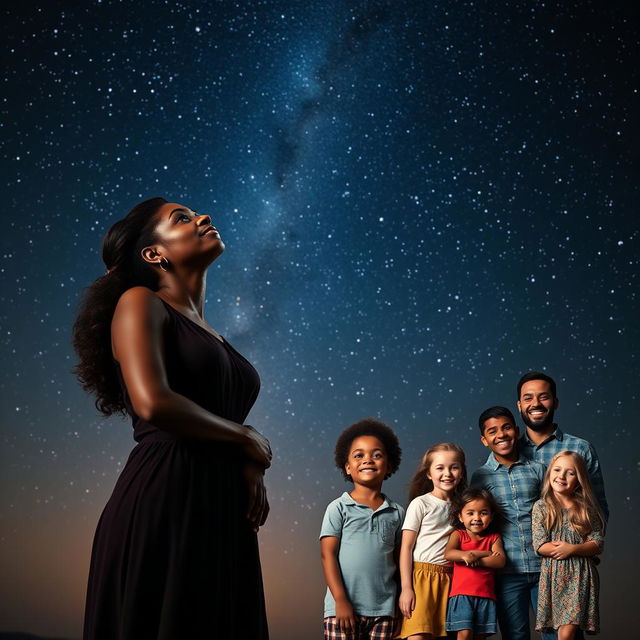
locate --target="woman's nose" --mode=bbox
[197,214,212,225]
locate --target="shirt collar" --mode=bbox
[520,424,562,447]
[340,491,357,505]
[339,491,397,511]
[485,451,529,471]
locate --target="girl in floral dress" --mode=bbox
[532,450,605,639]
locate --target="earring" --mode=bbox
[159,257,170,272]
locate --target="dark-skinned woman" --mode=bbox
[73,197,271,639]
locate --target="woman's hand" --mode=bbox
[243,462,270,531]
[399,587,416,619]
[243,425,272,470]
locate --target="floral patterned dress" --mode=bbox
[531,500,604,634]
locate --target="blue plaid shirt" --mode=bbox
[518,426,609,522]
[471,453,545,574]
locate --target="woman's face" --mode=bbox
[147,202,224,268]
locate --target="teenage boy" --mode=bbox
[470,406,552,640]
[320,418,404,640]
[516,371,609,521]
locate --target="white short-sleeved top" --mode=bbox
[402,493,454,565]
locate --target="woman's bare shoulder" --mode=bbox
[114,287,166,320]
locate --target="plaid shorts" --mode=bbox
[323,615,394,640]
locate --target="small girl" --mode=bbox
[532,450,605,640]
[444,488,506,639]
[398,443,467,639]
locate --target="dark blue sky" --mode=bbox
[1,1,638,637]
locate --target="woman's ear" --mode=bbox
[141,246,163,265]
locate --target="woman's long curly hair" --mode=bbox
[408,442,467,502]
[540,450,605,538]
[72,197,168,415]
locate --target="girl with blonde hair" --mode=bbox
[532,450,605,639]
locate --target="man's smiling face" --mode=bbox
[518,379,558,432]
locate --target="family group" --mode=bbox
[320,371,608,640]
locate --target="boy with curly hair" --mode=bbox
[320,418,404,640]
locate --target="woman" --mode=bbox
[73,197,271,639]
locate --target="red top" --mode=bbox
[448,530,501,600]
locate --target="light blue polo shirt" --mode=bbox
[320,492,405,617]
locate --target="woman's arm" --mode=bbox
[320,536,355,633]
[398,529,418,618]
[112,287,270,468]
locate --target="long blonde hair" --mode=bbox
[408,442,467,502]
[541,450,605,537]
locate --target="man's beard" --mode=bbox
[520,407,555,432]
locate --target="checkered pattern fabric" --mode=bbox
[518,427,609,521]
[471,453,545,574]
[323,615,395,640]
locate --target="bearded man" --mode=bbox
[516,371,608,521]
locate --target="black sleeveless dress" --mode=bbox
[83,299,268,639]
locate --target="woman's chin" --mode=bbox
[205,241,225,263]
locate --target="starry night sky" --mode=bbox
[1,1,638,638]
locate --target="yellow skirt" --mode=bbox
[398,561,452,638]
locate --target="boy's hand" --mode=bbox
[548,540,575,560]
[460,551,478,566]
[335,597,356,633]
[399,587,416,618]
